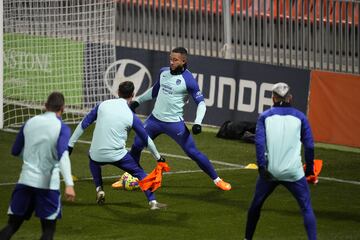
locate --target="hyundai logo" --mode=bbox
[104,59,152,97]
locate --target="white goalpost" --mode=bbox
[0,0,4,129]
[1,0,116,129]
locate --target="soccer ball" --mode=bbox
[121,172,139,191]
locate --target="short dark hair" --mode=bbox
[118,81,134,99]
[171,47,188,55]
[45,92,65,112]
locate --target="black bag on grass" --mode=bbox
[216,121,256,143]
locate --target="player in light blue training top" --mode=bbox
[245,82,317,240]
[0,92,75,240]
[68,81,166,210]
[113,47,231,191]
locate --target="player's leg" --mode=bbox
[113,115,162,189]
[88,157,106,204]
[112,153,166,210]
[245,177,278,240]
[35,188,61,240]
[0,215,24,240]
[129,115,162,164]
[89,157,104,189]
[0,184,35,239]
[111,154,154,201]
[167,122,218,178]
[165,121,231,190]
[39,219,56,240]
[283,177,317,240]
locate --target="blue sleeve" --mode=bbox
[132,113,149,147]
[56,123,71,160]
[255,114,267,168]
[81,104,99,129]
[301,115,315,167]
[151,80,160,98]
[11,125,25,156]
[151,68,167,98]
[183,70,204,105]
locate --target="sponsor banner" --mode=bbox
[112,47,310,125]
[308,70,360,148]
[4,33,83,106]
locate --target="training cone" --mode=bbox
[245,163,258,169]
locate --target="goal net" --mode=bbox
[1,0,116,129]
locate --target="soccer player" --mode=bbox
[68,81,166,210]
[244,82,317,240]
[0,92,75,240]
[113,47,231,191]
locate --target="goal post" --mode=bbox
[2,0,116,129]
[0,0,3,129]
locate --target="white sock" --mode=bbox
[213,177,221,184]
[96,186,102,192]
[149,200,157,205]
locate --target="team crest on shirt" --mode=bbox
[176,79,182,85]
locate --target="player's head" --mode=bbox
[272,82,292,105]
[118,81,135,99]
[45,92,65,114]
[170,47,188,74]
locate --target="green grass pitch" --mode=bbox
[0,125,359,240]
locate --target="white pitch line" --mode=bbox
[1,139,359,186]
[0,167,244,186]
[1,167,360,186]
[76,167,244,181]
[76,167,245,181]
[77,140,246,168]
[76,140,360,186]
[318,176,360,185]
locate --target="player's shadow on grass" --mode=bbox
[263,208,360,223]
[159,188,248,210]
[62,201,191,228]
[62,200,144,209]
[312,209,360,223]
[89,204,191,228]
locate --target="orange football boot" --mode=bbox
[111,179,123,189]
[216,179,232,191]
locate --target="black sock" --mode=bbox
[40,219,56,240]
[0,215,24,240]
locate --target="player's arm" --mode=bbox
[130,68,164,112]
[131,113,164,162]
[68,104,99,154]
[11,125,25,157]
[301,116,315,176]
[57,123,75,201]
[130,87,154,111]
[255,115,267,168]
[185,75,206,134]
[193,101,206,129]
[255,115,273,180]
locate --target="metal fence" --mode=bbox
[115,0,359,74]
